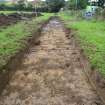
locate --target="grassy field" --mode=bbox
[59,12,105,75]
[0,11,16,14]
[0,13,53,69]
[0,11,36,14]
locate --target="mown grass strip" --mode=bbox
[59,12,105,75]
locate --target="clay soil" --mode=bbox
[0,18,103,105]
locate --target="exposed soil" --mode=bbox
[0,18,103,105]
[0,12,41,27]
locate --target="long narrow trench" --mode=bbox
[0,19,103,105]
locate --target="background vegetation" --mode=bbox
[65,0,88,10]
[0,0,65,12]
[46,0,65,12]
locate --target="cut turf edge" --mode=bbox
[0,15,53,94]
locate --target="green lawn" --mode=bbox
[59,12,105,75]
[0,13,53,69]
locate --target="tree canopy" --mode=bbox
[15,0,27,10]
[46,0,65,12]
[98,0,105,7]
[67,0,88,10]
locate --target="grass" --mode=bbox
[59,12,105,75]
[0,11,16,14]
[0,11,37,15]
[0,13,53,69]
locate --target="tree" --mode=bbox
[66,0,76,9]
[98,0,105,7]
[27,2,33,10]
[78,0,88,9]
[0,4,6,10]
[16,0,27,10]
[46,0,65,12]
[31,0,42,12]
[67,0,87,10]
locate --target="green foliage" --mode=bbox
[78,0,87,9]
[94,8,105,20]
[0,11,16,14]
[67,0,87,10]
[0,1,48,12]
[59,12,105,75]
[15,0,27,10]
[27,2,33,10]
[66,0,77,9]
[46,0,65,12]
[0,1,16,10]
[98,0,105,7]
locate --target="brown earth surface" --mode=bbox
[0,13,41,27]
[0,18,103,105]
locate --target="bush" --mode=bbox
[94,8,105,20]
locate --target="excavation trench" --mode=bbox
[0,18,103,105]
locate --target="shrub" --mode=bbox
[94,8,105,20]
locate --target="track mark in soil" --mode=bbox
[0,18,103,105]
